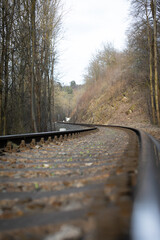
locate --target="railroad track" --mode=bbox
[0,123,159,240]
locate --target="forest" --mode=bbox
[1,0,160,135]
[0,0,63,135]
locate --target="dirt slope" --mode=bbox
[71,80,160,140]
[73,83,150,125]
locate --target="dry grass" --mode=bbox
[71,60,151,126]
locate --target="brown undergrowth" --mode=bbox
[71,75,150,127]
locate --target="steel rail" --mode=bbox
[0,126,97,148]
[93,124,160,240]
[102,124,160,240]
[63,122,160,240]
[130,129,160,240]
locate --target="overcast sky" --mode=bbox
[57,0,130,85]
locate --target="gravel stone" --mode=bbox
[44,225,82,240]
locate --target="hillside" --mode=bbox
[70,79,160,142]
[69,44,151,127]
[71,81,150,125]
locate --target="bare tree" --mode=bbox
[31,0,38,132]
[128,0,160,125]
[152,0,160,124]
[145,0,156,123]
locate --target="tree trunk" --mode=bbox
[31,0,37,132]
[0,1,5,135]
[48,74,52,131]
[3,37,9,135]
[1,0,16,135]
[153,0,160,125]
[36,69,42,132]
[145,1,156,124]
[0,80,2,135]
[51,55,55,130]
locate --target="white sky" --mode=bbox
[57,0,130,85]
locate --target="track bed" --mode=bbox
[0,126,139,239]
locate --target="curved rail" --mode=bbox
[130,129,160,240]
[60,122,160,239]
[99,124,160,240]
